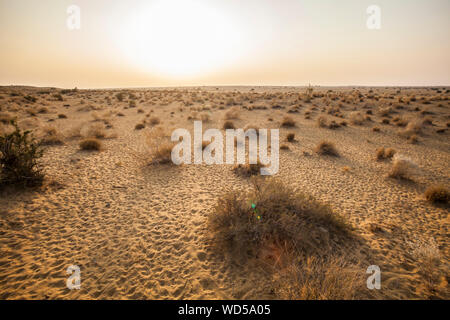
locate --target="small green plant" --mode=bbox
[0,121,44,187]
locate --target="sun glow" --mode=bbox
[117,0,243,78]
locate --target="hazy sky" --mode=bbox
[0,0,449,88]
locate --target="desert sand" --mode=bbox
[0,85,448,299]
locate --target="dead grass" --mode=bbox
[281,116,296,127]
[407,237,448,299]
[232,162,265,177]
[376,147,396,161]
[424,185,449,204]
[388,154,417,180]
[39,126,64,146]
[79,138,102,151]
[223,120,235,130]
[149,117,161,126]
[209,178,351,260]
[145,127,175,165]
[273,255,366,300]
[315,141,339,157]
[349,111,364,125]
[286,133,295,142]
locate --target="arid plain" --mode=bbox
[0,86,448,299]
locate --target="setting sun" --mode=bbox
[116,0,243,78]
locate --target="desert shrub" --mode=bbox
[135,123,145,130]
[376,147,396,160]
[145,127,175,165]
[273,255,366,300]
[149,117,160,126]
[280,144,290,150]
[407,237,447,299]
[281,116,296,127]
[0,121,44,187]
[39,126,64,146]
[315,141,339,157]
[79,138,102,151]
[223,120,235,130]
[58,114,67,119]
[232,162,265,177]
[424,185,449,204]
[372,126,380,132]
[286,133,295,142]
[349,111,364,125]
[388,154,417,180]
[209,178,351,260]
[86,123,106,139]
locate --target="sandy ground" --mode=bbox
[0,85,448,299]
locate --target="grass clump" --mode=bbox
[232,161,265,177]
[0,121,44,187]
[145,127,175,165]
[223,120,235,130]
[376,147,396,161]
[79,138,102,151]
[281,116,296,127]
[209,178,351,261]
[388,154,417,180]
[315,141,339,157]
[286,132,295,142]
[424,185,449,204]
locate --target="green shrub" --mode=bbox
[0,121,44,187]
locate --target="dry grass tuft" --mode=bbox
[349,111,364,125]
[149,117,161,126]
[209,178,351,260]
[424,185,449,204]
[40,126,64,146]
[79,138,102,151]
[223,120,235,130]
[281,116,296,128]
[273,255,366,300]
[145,127,175,165]
[135,123,145,130]
[232,162,265,177]
[315,141,339,157]
[376,147,396,161]
[286,132,295,142]
[388,154,417,180]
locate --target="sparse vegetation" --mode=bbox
[376,147,396,161]
[424,185,449,204]
[315,141,339,157]
[209,177,352,262]
[79,138,102,151]
[0,121,44,187]
[223,120,235,130]
[388,154,417,180]
[281,116,296,127]
[232,162,265,177]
